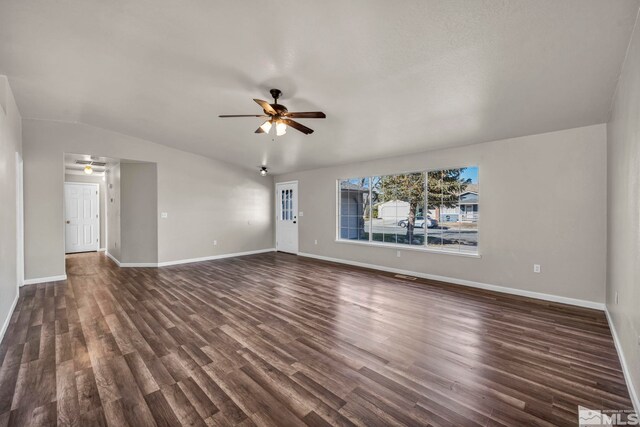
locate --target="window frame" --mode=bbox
[335,165,480,257]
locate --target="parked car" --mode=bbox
[397,216,438,229]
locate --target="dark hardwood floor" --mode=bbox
[0,252,633,426]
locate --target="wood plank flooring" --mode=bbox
[0,251,634,426]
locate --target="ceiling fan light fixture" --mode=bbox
[276,121,287,136]
[259,120,272,133]
[260,166,268,176]
[84,165,93,175]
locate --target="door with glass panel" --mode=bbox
[276,181,298,254]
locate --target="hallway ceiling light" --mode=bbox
[84,165,93,175]
[260,166,268,176]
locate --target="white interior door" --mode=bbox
[65,183,99,253]
[276,181,298,254]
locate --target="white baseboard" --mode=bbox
[120,262,158,267]
[298,252,605,311]
[105,251,121,266]
[157,248,276,267]
[98,248,106,252]
[0,291,19,345]
[22,274,67,286]
[105,248,275,268]
[605,308,640,415]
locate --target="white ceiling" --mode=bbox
[1,1,639,174]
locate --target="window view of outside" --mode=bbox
[339,178,370,241]
[338,166,479,254]
[370,173,424,246]
[427,167,478,253]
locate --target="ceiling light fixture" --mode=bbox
[260,166,268,176]
[275,121,287,136]
[84,165,93,175]
[259,120,272,134]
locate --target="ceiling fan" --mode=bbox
[219,89,326,135]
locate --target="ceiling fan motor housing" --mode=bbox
[269,88,282,101]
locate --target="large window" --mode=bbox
[339,178,370,242]
[338,167,479,254]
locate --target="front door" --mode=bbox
[65,183,99,253]
[276,181,298,254]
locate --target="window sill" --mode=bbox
[334,239,482,258]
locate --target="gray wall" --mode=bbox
[23,119,274,279]
[0,76,22,338]
[120,162,158,264]
[276,124,607,304]
[106,164,121,260]
[607,17,640,409]
[64,173,106,249]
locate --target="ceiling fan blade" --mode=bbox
[284,111,326,119]
[219,114,268,118]
[282,119,314,135]
[253,99,277,115]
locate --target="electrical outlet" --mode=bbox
[533,264,541,273]
[160,212,168,219]
[299,211,304,217]
[213,240,217,246]
[396,250,401,258]
[615,291,619,305]
[314,239,318,245]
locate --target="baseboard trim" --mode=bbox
[105,251,121,267]
[0,291,19,345]
[98,248,106,252]
[22,275,67,286]
[120,262,158,267]
[298,252,605,311]
[105,248,276,268]
[157,248,276,267]
[605,308,640,415]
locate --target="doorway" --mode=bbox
[276,181,299,254]
[64,182,100,253]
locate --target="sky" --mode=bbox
[460,166,478,184]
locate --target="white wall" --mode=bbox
[120,162,158,264]
[606,13,640,411]
[65,173,107,248]
[0,76,22,340]
[106,164,121,260]
[276,124,607,305]
[23,119,274,280]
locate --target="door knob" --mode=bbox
[66,220,70,224]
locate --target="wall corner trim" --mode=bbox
[605,308,640,415]
[22,275,67,286]
[0,292,19,346]
[297,252,606,311]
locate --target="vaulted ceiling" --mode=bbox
[1,0,638,173]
